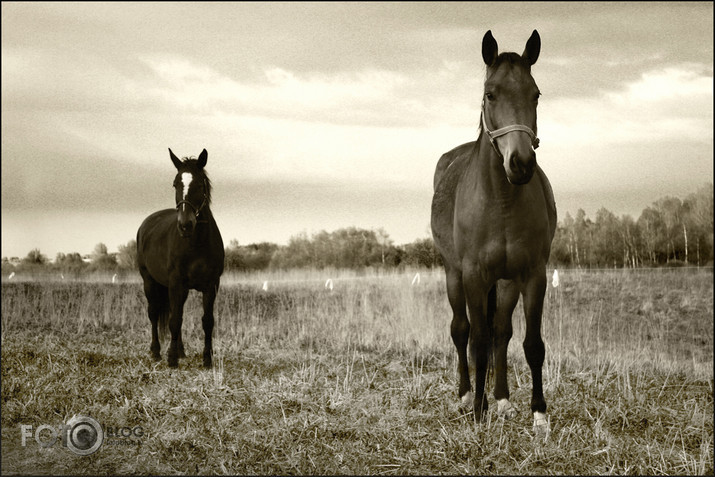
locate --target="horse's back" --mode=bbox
[137,210,175,258]
[137,209,175,284]
[532,164,557,261]
[534,164,557,246]
[431,141,476,269]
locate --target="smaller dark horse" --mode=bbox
[137,149,224,368]
[431,30,556,431]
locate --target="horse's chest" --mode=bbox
[474,228,537,273]
[186,259,211,282]
[169,254,221,289]
[456,199,548,276]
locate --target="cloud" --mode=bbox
[541,63,713,147]
[136,55,482,128]
[139,56,406,120]
[605,64,712,104]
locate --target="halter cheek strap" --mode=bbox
[481,113,540,155]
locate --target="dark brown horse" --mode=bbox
[137,149,224,369]
[431,30,556,430]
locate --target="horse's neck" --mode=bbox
[197,206,215,222]
[473,133,512,196]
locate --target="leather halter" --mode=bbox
[176,178,209,223]
[481,110,539,157]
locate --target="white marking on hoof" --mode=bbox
[458,391,474,412]
[497,398,517,419]
[533,412,549,435]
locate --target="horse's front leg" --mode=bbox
[201,283,218,369]
[167,286,189,368]
[463,264,491,422]
[445,267,471,412]
[493,280,520,419]
[522,269,548,432]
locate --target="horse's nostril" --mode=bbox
[510,156,523,175]
[178,221,192,234]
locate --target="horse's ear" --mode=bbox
[169,148,182,169]
[522,30,540,66]
[482,30,498,67]
[197,149,208,169]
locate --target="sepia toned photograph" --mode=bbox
[2,2,712,474]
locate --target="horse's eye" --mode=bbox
[485,92,495,101]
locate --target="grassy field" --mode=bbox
[1,268,713,475]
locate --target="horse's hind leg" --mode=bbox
[446,267,471,411]
[522,271,548,430]
[200,283,218,369]
[142,273,167,361]
[493,280,520,419]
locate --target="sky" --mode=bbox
[2,2,713,259]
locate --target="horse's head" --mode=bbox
[170,148,211,238]
[481,30,541,185]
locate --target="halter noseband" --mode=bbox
[481,111,540,157]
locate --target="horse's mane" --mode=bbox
[494,52,526,68]
[178,157,212,205]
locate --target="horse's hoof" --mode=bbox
[497,399,518,419]
[457,391,474,414]
[533,412,549,436]
[178,349,187,359]
[150,352,161,361]
[167,356,179,368]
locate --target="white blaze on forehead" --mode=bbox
[181,173,193,199]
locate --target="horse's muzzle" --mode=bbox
[177,214,196,238]
[505,151,536,185]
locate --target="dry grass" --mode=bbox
[1,268,713,475]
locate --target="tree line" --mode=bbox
[3,184,712,276]
[549,184,712,268]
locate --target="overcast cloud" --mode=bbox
[2,2,712,258]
